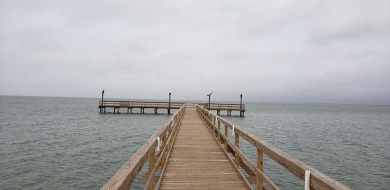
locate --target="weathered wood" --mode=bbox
[101,105,186,190]
[196,105,351,190]
[224,125,228,151]
[160,108,249,190]
[99,100,246,116]
[99,100,185,114]
[255,168,279,190]
[217,120,221,142]
[235,132,240,165]
[147,148,155,190]
[217,131,276,189]
[102,104,349,190]
[197,110,253,190]
[257,149,264,190]
[100,138,157,190]
[202,103,246,112]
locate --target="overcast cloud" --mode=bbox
[1,0,389,104]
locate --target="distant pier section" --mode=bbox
[200,103,246,116]
[98,91,246,116]
[99,101,246,116]
[98,100,184,114]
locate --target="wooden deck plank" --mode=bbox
[160,108,248,190]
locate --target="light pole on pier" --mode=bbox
[168,92,171,114]
[102,90,105,104]
[100,90,105,113]
[207,92,213,110]
[240,94,243,117]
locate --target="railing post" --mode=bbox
[224,125,228,151]
[172,117,176,128]
[161,133,167,167]
[234,132,240,165]
[169,125,174,150]
[257,148,264,190]
[217,120,221,142]
[212,116,216,135]
[305,170,311,190]
[167,121,172,138]
[147,148,155,190]
[211,116,214,131]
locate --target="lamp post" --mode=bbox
[100,90,105,113]
[240,94,243,117]
[168,92,171,114]
[101,90,105,104]
[207,92,213,110]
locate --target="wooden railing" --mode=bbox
[196,105,351,190]
[99,100,185,108]
[101,104,186,190]
[201,103,246,111]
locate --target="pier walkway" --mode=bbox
[101,105,350,190]
[159,108,248,189]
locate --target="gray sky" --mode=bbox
[1,0,389,104]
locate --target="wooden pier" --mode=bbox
[101,105,350,190]
[159,108,249,189]
[201,103,246,116]
[99,100,185,114]
[99,100,246,116]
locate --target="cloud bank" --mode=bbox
[1,0,389,104]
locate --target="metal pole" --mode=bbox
[240,94,243,117]
[207,92,212,111]
[102,90,104,104]
[100,90,105,113]
[168,92,171,114]
[208,95,210,110]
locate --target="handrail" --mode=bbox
[100,100,186,104]
[201,103,246,110]
[101,105,186,190]
[196,105,350,190]
[99,100,185,107]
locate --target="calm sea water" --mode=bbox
[0,96,389,189]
